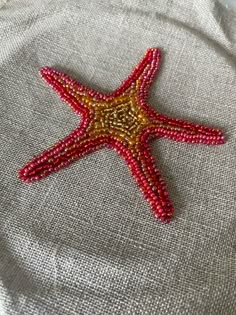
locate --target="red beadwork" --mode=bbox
[18,48,225,222]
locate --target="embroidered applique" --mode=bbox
[18,48,225,222]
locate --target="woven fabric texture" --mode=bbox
[0,0,236,314]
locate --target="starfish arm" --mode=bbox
[149,114,225,145]
[18,130,106,182]
[113,140,174,222]
[40,67,97,117]
[112,48,161,100]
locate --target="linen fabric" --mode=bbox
[0,0,236,314]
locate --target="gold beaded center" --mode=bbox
[88,89,150,147]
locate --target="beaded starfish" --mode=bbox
[18,48,225,222]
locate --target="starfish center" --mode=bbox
[91,91,150,146]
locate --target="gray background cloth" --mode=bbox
[0,0,236,314]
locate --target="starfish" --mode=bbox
[18,48,225,222]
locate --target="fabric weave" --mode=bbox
[0,0,236,314]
